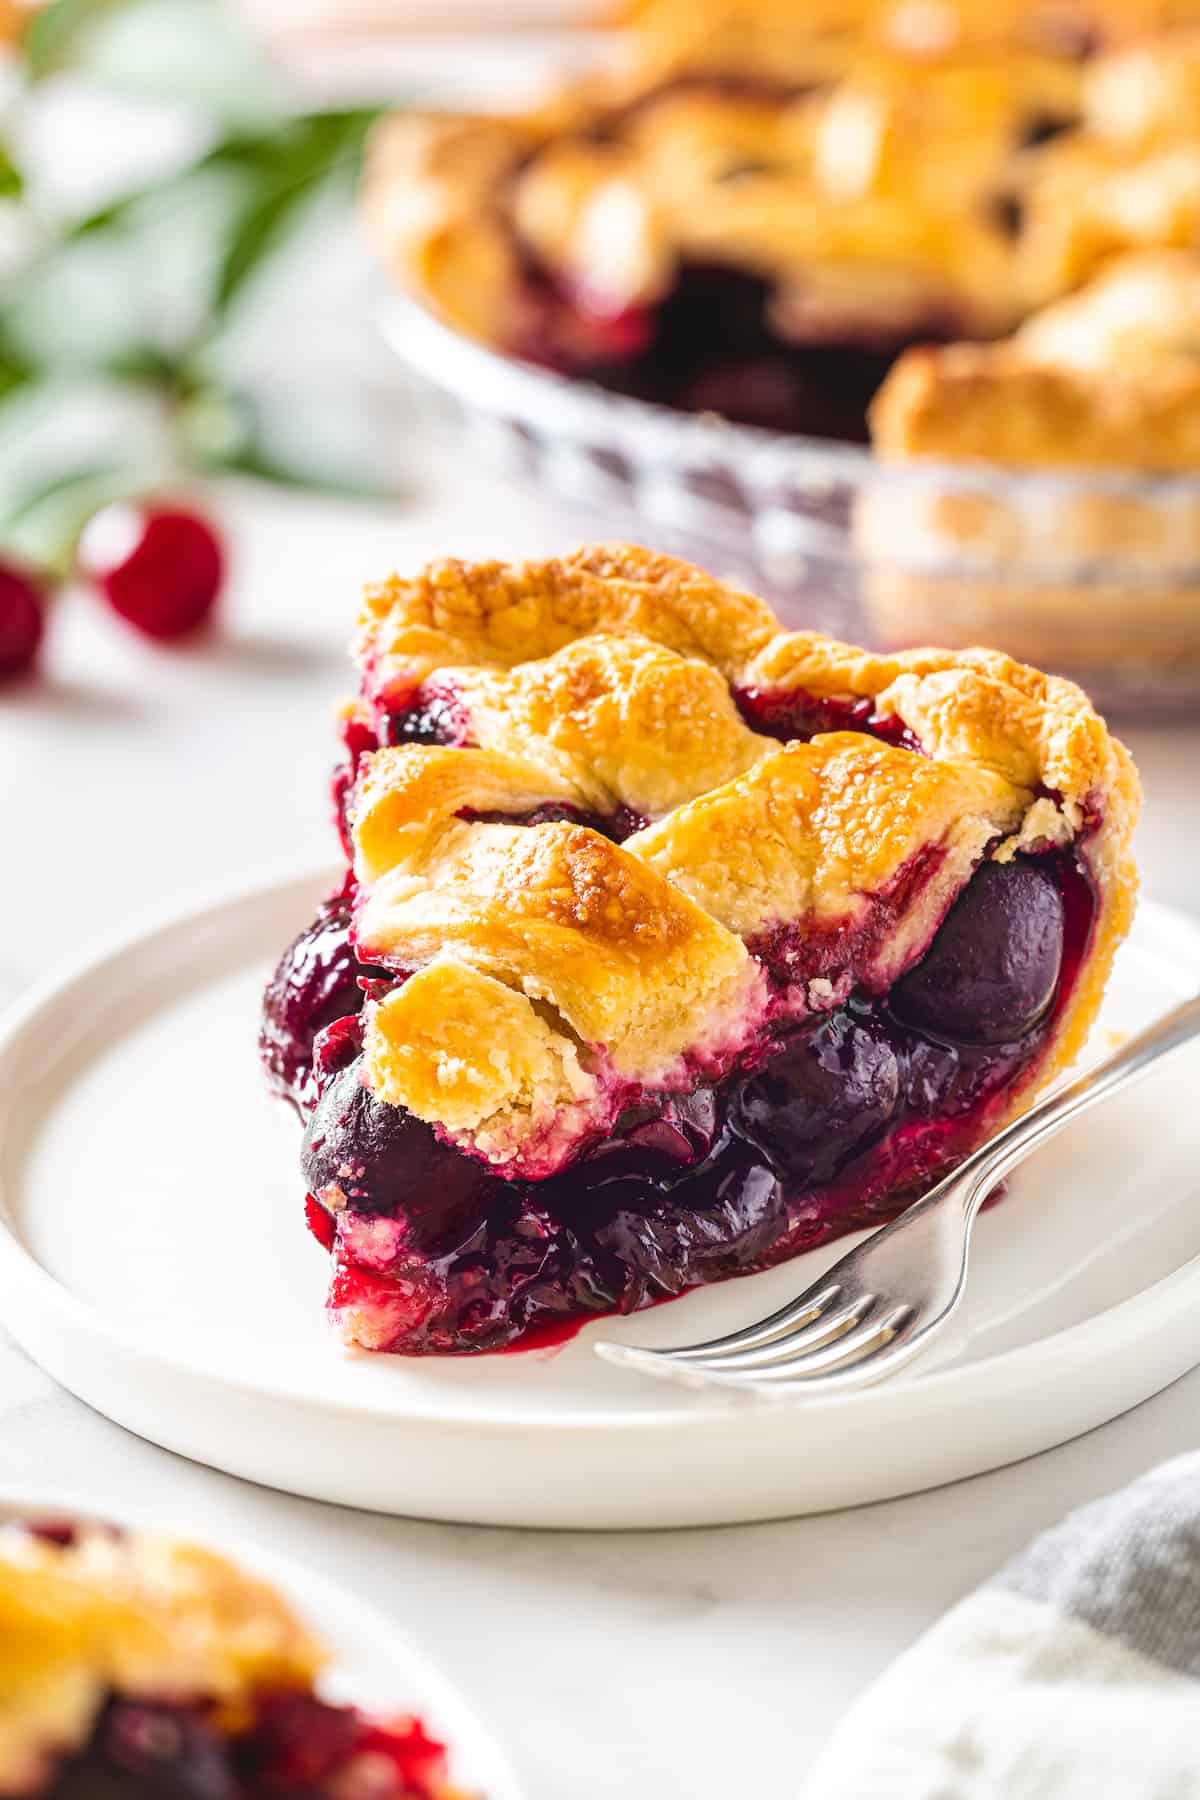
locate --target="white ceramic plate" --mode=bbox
[1,869,1199,1529]
[0,1484,521,1799]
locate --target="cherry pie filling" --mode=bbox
[515,263,942,443]
[261,687,1098,1355]
[15,1525,453,1800]
[482,58,1080,444]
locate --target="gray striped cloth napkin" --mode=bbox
[806,1455,1200,1798]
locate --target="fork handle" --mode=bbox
[949,990,1200,1223]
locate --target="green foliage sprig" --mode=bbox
[1,0,390,554]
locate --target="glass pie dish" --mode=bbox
[380,293,1200,718]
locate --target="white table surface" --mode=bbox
[4,452,1200,1800]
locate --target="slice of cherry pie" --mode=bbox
[0,1517,470,1799]
[261,545,1139,1355]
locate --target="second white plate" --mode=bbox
[0,1485,521,1799]
[1,869,1199,1528]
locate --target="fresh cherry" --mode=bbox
[0,559,46,679]
[891,857,1066,1046]
[77,501,224,640]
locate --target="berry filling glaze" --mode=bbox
[45,1692,450,1800]
[262,685,1100,1356]
[510,263,965,442]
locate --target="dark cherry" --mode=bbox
[536,263,959,442]
[26,1518,81,1547]
[302,1058,503,1246]
[1018,111,1073,149]
[583,1141,784,1310]
[235,1694,447,1796]
[383,684,466,747]
[259,880,388,1112]
[890,857,1066,1045]
[77,502,224,640]
[589,1087,722,1169]
[900,1027,1027,1122]
[22,1530,449,1800]
[735,684,921,751]
[47,1693,450,1800]
[731,1013,900,1184]
[464,801,648,841]
[48,1701,233,1800]
[325,1135,784,1353]
[0,559,46,678]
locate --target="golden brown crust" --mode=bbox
[361,46,1074,347]
[356,544,778,702]
[0,1525,325,1794]
[631,732,1028,977]
[618,0,1200,73]
[862,252,1200,669]
[1017,137,1200,300]
[447,634,765,817]
[362,113,537,343]
[354,744,764,1164]
[871,251,1200,468]
[349,546,1139,1169]
[871,343,1200,469]
[1083,24,1200,142]
[622,0,1200,73]
[1012,28,1200,299]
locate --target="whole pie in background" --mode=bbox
[261,545,1140,1357]
[363,0,1200,445]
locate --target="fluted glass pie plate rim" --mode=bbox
[1,863,1199,1525]
[380,291,1200,566]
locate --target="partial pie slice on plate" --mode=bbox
[0,1513,475,1799]
[260,544,1140,1355]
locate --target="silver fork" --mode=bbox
[594,993,1200,1396]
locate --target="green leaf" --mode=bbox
[177,379,389,498]
[211,175,320,318]
[100,344,185,386]
[0,144,23,201]
[205,109,381,180]
[0,353,36,405]
[209,110,380,317]
[219,445,390,501]
[59,106,382,251]
[0,320,38,404]
[21,0,132,80]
